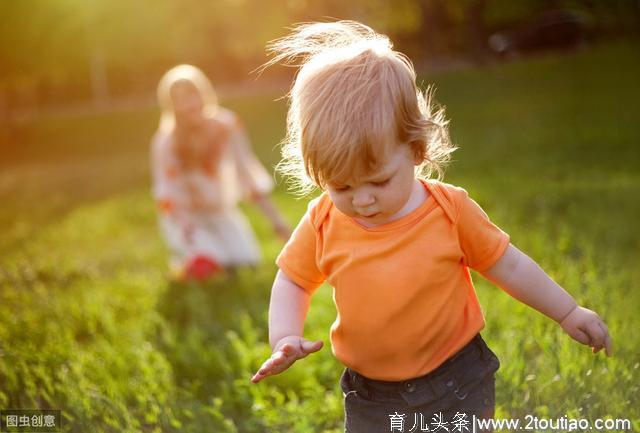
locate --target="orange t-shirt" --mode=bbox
[276,180,510,381]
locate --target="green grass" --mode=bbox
[1,40,639,432]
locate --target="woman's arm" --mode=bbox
[150,131,174,207]
[251,270,323,383]
[482,244,612,356]
[151,130,195,212]
[253,194,292,241]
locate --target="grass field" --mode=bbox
[1,40,639,432]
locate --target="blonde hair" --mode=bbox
[265,21,455,195]
[156,64,229,172]
[156,64,219,132]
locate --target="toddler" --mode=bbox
[250,22,612,432]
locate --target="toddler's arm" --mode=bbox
[251,270,323,383]
[482,244,612,356]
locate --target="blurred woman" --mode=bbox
[151,64,290,280]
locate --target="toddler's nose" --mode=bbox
[352,191,375,208]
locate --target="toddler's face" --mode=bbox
[327,144,420,227]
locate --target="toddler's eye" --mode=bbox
[372,178,391,187]
[332,185,350,192]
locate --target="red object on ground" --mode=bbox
[185,255,222,280]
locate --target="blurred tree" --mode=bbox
[484,0,640,33]
[0,0,637,108]
[466,0,491,62]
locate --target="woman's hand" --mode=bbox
[188,192,221,212]
[251,193,292,241]
[251,335,323,383]
[189,194,207,211]
[559,306,613,356]
[273,221,292,241]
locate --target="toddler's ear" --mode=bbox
[409,140,426,165]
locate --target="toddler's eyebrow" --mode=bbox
[329,166,397,188]
[363,168,397,183]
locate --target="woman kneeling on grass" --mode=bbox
[151,64,290,280]
[250,21,612,432]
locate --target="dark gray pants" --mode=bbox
[340,334,500,433]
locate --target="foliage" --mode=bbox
[1,0,638,106]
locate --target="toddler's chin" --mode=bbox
[354,212,387,226]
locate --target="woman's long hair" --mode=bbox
[156,65,229,173]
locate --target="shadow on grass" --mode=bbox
[155,268,273,401]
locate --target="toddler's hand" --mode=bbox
[559,306,613,356]
[251,336,323,383]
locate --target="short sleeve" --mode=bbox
[454,189,510,272]
[276,205,326,295]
